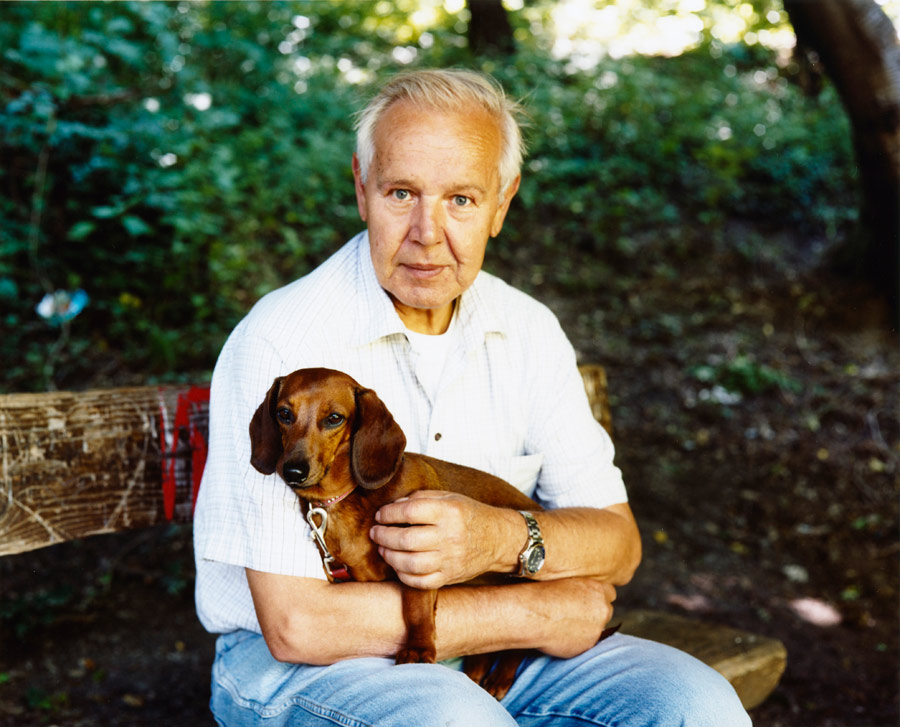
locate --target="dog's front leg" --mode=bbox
[395,586,438,664]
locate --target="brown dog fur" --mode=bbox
[249,367,540,698]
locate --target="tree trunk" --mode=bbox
[467,0,516,56]
[783,0,900,316]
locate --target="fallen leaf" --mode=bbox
[666,593,712,612]
[789,597,842,627]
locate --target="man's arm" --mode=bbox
[370,496,642,590]
[247,569,616,665]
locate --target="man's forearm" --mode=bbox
[247,570,407,664]
[247,570,615,666]
[524,503,642,584]
[373,498,642,589]
[434,577,616,661]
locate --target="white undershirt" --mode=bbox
[403,309,460,403]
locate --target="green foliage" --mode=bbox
[691,354,803,396]
[493,44,854,251]
[25,686,69,712]
[0,583,76,639]
[1,1,858,391]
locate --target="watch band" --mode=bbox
[517,510,545,577]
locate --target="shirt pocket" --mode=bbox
[491,453,544,498]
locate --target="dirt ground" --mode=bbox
[1,222,898,726]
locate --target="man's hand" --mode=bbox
[527,578,617,659]
[434,576,617,661]
[370,490,521,589]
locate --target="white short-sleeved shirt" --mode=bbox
[193,231,627,634]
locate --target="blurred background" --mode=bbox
[1,1,898,725]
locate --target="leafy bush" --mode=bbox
[690,354,803,397]
[0,1,857,391]
[495,44,854,250]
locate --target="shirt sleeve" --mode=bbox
[524,314,628,511]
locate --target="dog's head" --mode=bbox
[249,368,406,497]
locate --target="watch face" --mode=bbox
[526,545,546,573]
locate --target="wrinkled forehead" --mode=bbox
[371,101,503,190]
[377,99,501,149]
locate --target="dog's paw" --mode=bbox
[479,661,518,701]
[395,645,436,664]
[480,677,513,702]
[462,653,493,686]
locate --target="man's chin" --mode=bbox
[386,283,460,313]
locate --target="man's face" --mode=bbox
[353,101,519,332]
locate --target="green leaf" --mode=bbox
[90,206,119,219]
[121,215,152,236]
[0,277,18,299]
[68,220,96,240]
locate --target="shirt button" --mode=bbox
[434,433,442,441]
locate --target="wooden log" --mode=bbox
[578,364,613,436]
[619,609,787,710]
[0,385,208,556]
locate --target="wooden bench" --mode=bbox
[0,365,786,710]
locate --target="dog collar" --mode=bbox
[311,486,357,509]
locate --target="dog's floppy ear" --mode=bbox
[249,376,284,475]
[351,388,406,489]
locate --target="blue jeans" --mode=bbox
[210,630,752,726]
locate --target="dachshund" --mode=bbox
[248,367,541,699]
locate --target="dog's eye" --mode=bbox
[324,413,345,428]
[276,408,294,425]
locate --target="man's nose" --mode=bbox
[410,197,444,246]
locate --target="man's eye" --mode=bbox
[392,189,410,201]
[453,195,470,207]
[276,408,294,424]
[324,413,345,428]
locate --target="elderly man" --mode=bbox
[193,69,751,726]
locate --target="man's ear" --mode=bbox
[351,388,406,489]
[352,153,368,223]
[490,174,521,238]
[249,377,284,475]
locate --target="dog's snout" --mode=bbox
[283,460,310,487]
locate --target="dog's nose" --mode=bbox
[283,461,310,487]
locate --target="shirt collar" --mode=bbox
[349,230,507,349]
[350,231,409,347]
[456,270,506,350]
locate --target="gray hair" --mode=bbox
[354,69,526,197]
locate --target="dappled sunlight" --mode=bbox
[544,0,898,72]
[546,0,797,70]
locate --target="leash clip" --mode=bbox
[306,507,351,583]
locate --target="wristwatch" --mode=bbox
[517,510,545,578]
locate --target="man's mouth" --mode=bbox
[402,263,446,279]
